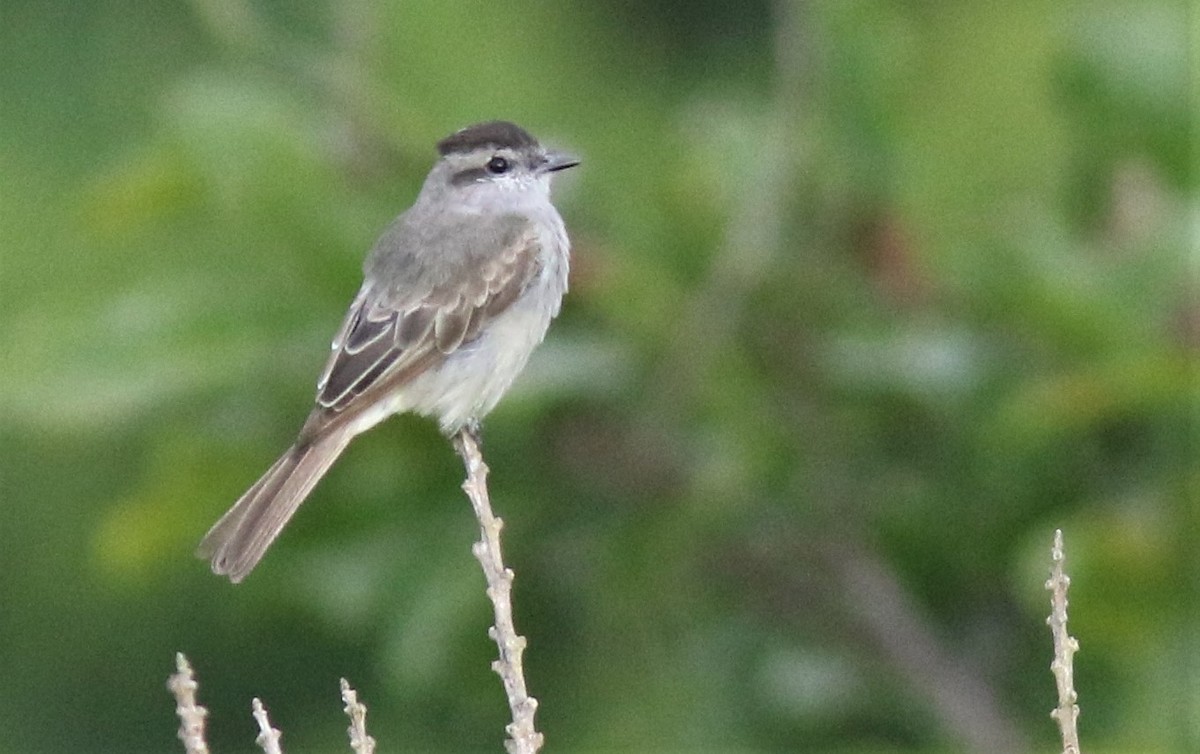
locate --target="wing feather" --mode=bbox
[343,312,393,353]
[396,306,435,348]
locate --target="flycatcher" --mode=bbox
[198,121,578,582]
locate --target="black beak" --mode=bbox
[542,151,580,173]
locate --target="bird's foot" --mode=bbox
[452,419,483,457]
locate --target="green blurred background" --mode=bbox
[1,1,1194,751]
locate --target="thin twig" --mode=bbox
[168,653,211,754]
[825,539,1028,752]
[252,698,284,754]
[1046,529,1083,754]
[340,678,377,754]
[453,427,543,754]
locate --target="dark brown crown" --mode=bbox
[437,121,539,156]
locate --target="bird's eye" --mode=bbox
[486,156,510,174]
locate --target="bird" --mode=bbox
[198,121,578,582]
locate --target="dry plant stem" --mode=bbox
[252,698,284,754]
[340,678,377,754]
[453,427,544,754]
[826,540,1027,753]
[1046,529,1083,754]
[168,653,211,754]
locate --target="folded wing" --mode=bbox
[307,213,542,435]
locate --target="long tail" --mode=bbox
[197,427,354,583]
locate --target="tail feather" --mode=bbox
[198,428,354,582]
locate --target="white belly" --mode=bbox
[405,291,557,432]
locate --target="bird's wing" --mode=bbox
[302,212,542,438]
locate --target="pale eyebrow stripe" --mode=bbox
[450,166,490,186]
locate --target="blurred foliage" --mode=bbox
[0,0,1194,752]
